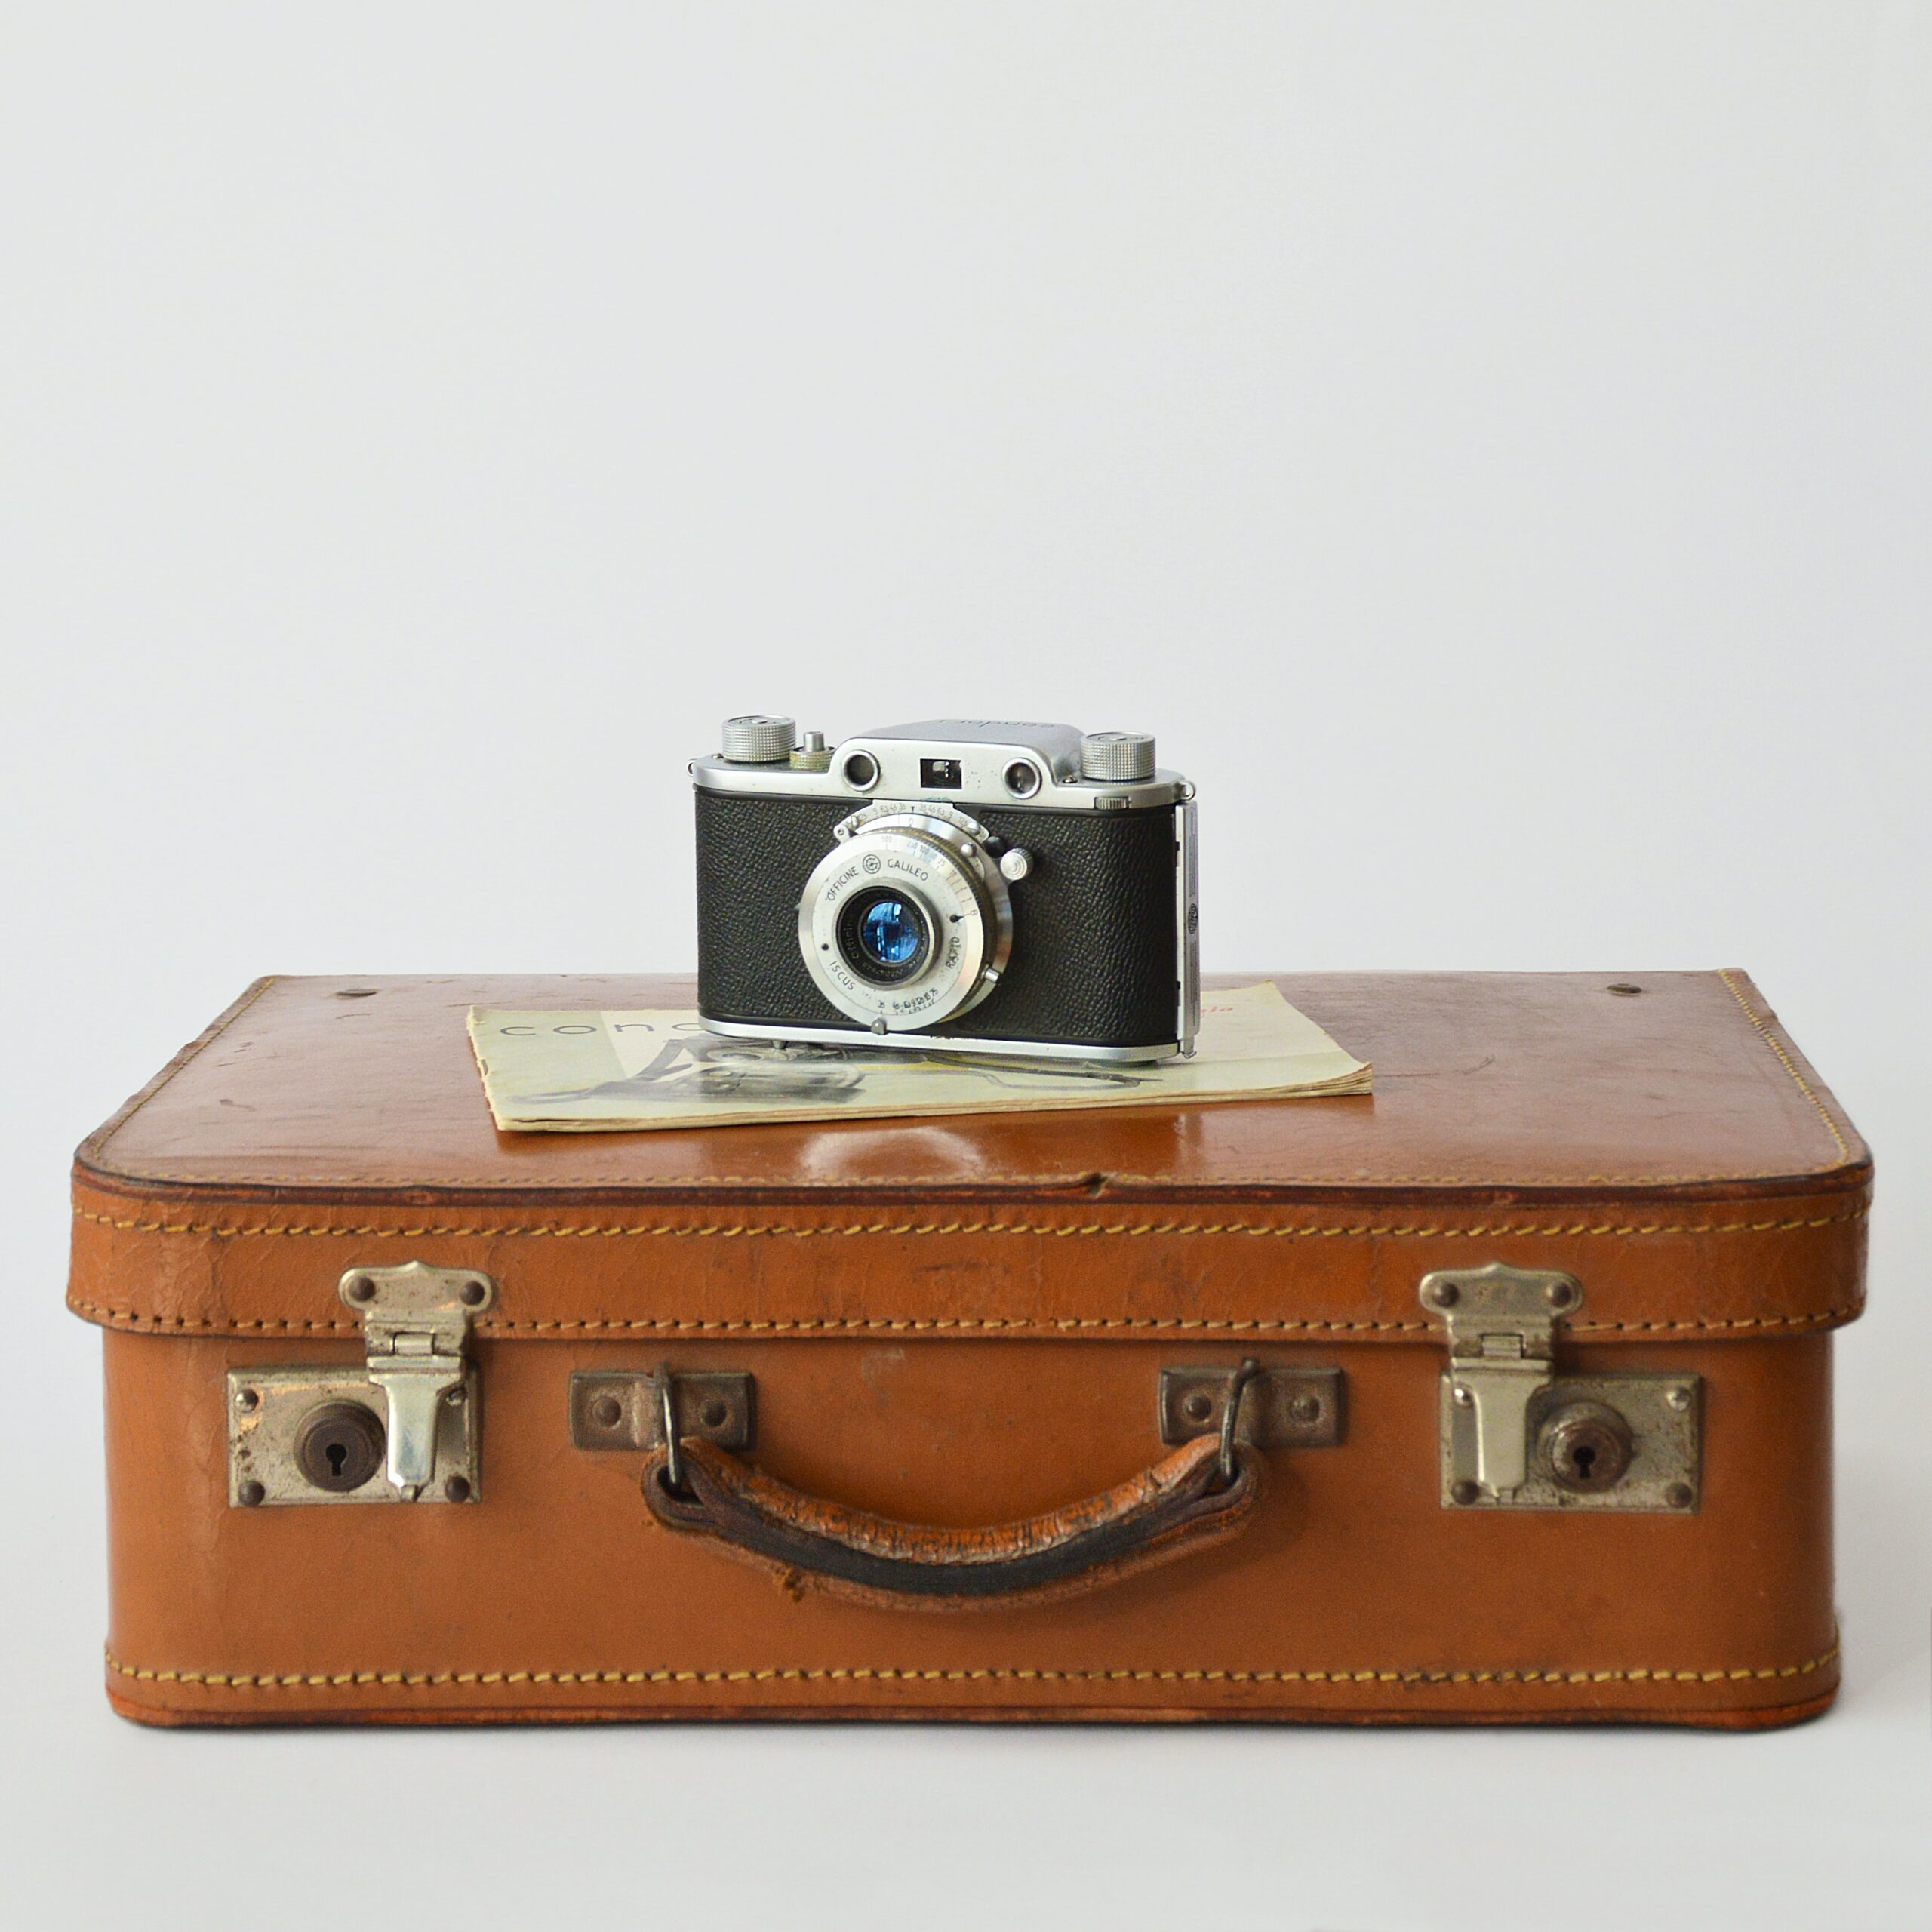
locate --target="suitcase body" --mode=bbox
[71,971,1869,1727]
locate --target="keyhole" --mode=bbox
[1543,1405,1632,1494]
[293,1400,384,1491]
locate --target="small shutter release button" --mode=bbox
[1079,731,1156,782]
[721,715,797,764]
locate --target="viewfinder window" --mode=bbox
[920,758,963,789]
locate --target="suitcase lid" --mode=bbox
[69,971,1870,1344]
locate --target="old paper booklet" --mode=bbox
[469,982,1370,1133]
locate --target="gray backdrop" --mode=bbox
[3,5,1926,1927]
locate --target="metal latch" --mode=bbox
[343,1263,493,1496]
[1420,1261,1701,1514]
[226,1261,493,1508]
[1421,1262,1574,1497]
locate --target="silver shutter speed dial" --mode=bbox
[1078,731,1156,783]
[720,715,797,764]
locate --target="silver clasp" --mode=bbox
[1420,1262,1577,1500]
[340,1263,493,1498]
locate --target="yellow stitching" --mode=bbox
[1572,1309,1857,1334]
[105,1642,1838,1694]
[72,1204,1869,1242]
[1717,969,1853,1165]
[75,1164,1855,1188]
[64,1294,1860,1337]
[70,1303,358,1333]
[66,1201,1868,1337]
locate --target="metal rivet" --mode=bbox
[699,1398,729,1430]
[1450,1479,1481,1506]
[1431,1283,1460,1308]
[1289,1393,1321,1424]
[591,1394,623,1429]
[1666,1386,1692,1411]
[345,1275,375,1303]
[238,1480,266,1507]
[1545,1281,1573,1308]
[1181,1391,1214,1424]
[1453,1385,1474,1407]
[236,1388,260,1412]
[1607,983,1642,996]
[460,1281,487,1306]
[1666,1482,1694,1509]
[335,987,380,998]
[443,1475,472,1503]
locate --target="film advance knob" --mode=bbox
[1078,731,1157,783]
[720,715,797,764]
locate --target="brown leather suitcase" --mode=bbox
[70,969,1869,1727]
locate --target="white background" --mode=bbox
[3,5,1928,1927]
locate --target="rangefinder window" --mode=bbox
[919,758,963,789]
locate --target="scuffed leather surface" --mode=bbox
[68,1182,1866,1341]
[66,971,1871,1340]
[72,969,1868,1196]
[98,1331,1841,1725]
[72,969,1864,1724]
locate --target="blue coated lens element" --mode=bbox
[859,897,922,967]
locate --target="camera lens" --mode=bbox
[798,816,1011,1031]
[860,898,921,966]
[837,887,930,984]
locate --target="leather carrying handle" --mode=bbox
[642,1434,1260,1611]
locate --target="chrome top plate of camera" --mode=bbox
[694,718,1193,812]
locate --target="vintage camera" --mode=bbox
[694,718,1199,1060]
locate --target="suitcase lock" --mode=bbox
[226,1263,493,1506]
[1420,1262,1701,1513]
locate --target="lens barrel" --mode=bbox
[796,811,1012,1032]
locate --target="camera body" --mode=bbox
[694,718,1199,1060]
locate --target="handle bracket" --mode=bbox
[1158,1364,1346,1451]
[569,1370,755,1453]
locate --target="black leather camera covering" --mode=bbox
[694,788,1182,1048]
